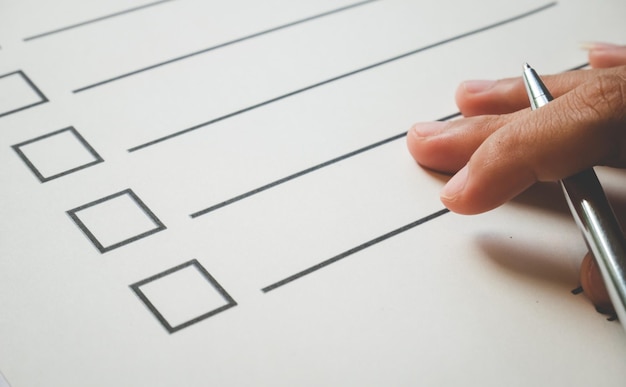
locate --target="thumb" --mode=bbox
[580,252,614,315]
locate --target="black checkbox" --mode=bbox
[13,126,103,182]
[131,259,237,333]
[0,70,48,118]
[67,189,166,253]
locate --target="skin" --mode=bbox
[407,43,626,314]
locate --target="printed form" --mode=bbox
[1,0,626,385]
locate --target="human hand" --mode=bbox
[407,43,626,314]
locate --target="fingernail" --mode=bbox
[580,41,620,51]
[441,164,469,199]
[411,121,446,137]
[462,80,497,94]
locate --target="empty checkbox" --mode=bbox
[131,259,237,333]
[0,70,48,118]
[67,189,166,253]
[13,126,103,182]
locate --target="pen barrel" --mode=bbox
[561,169,626,325]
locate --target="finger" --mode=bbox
[580,252,614,315]
[407,113,519,173]
[440,68,626,214]
[455,68,605,117]
[586,42,626,68]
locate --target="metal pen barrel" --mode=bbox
[562,170,626,325]
[523,63,626,331]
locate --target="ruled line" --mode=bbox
[23,0,175,42]
[190,112,461,218]
[261,208,450,292]
[72,0,379,93]
[189,60,584,219]
[127,2,557,152]
[568,62,589,71]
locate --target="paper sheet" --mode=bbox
[1,0,625,386]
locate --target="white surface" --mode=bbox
[0,372,10,387]
[1,0,625,386]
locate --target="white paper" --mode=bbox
[1,0,626,386]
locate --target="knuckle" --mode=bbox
[574,72,626,120]
[567,71,626,165]
[479,112,517,134]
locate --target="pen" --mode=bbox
[523,63,626,332]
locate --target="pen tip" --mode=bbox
[523,62,531,70]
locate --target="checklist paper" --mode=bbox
[1,0,625,385]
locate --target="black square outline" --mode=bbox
[130,259,237,334]
[0,70,49,118]
[67,188,166,253]
[12,126,104,182]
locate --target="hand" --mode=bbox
[407,43,626,314]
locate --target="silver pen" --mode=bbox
[523,63,626,332]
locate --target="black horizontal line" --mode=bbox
[261,208,450,293]
[127,1,557,152]
[567,62,589,71]
[72,0,379,93]
[23,0,175,42]
[190,112,461,218]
